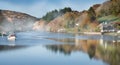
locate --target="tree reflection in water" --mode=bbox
[45,38,120,65]
[0,45,27,52]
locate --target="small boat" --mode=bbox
[7,34,16,41]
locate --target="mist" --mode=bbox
[0,15,38,33]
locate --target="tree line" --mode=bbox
[42,7,72,22]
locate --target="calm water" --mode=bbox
[0,31,120,65]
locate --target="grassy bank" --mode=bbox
[97,15,120,23]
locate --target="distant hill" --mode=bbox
[0,10,39,32]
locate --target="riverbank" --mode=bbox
[103,32,120,36]
[75,32,120,36]
[82,32,102,35]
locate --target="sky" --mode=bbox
[0,0,106,18]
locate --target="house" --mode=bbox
[98,22,116,33]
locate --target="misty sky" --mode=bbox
[0,0,105,18]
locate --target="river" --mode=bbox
[0,31,120,65]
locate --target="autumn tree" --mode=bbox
[100,0,120,16]
[88,7,96,21]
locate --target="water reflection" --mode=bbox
[45,34,120,65]
[0,32,120,65]
[0,45,27,52]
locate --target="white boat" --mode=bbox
[7,34,16,41]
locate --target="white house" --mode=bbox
[98,22,116,33]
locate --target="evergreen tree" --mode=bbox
[42,7,72,22]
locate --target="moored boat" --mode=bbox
[7,34,16,41]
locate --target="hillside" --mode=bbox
[39,0,120,32]
[0,10,39,32]
[46,11,81,32]
[33,19,46,31]
[96,0,120,22]
[44,5,100,32]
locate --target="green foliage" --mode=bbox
[114,25,120,30]
[65,20,75,28]
[88,7,96,21]
[114,22,120,30]
[42,10,59,22]
[42,7,72,22]
[59,7,72,14]
[100,0,120,16]
[110,0,120,15]
[95,27,100,32]
[97,15,120,23]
